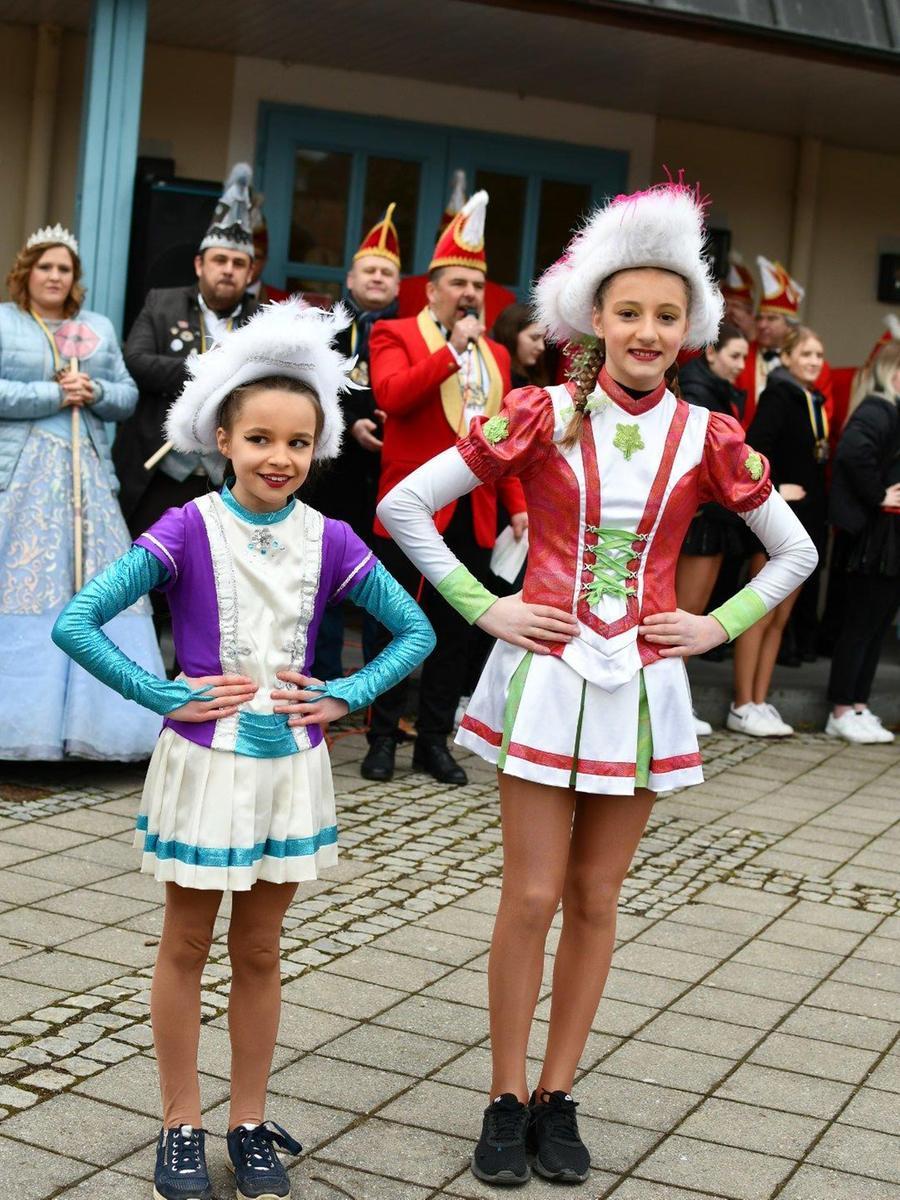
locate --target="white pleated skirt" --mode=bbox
[134,728,338,890]
[456,641,704,795]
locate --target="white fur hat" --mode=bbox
[534,179,723,350]
[165,299,354,461]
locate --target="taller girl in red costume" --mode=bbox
[378,180,818,1187]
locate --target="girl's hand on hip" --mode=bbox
[477,593,579,655]
[640,610,727,658]
[272,670,350,726]
[168,673,258,722]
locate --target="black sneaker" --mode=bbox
[153,1125,212,1200]
[528,1089,591,1183]
[226,1121,302,1199]
[471,1093,531,1186]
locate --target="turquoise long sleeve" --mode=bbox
[51,546,212,716]
[318,563,435,714]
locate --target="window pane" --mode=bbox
[284,277,342,306]
[290,149,352,266]
[474,169,526,288]
[362,157,421,270]
[534,180,592,279]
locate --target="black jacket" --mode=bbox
[830,394,900,535]
[304,316,387,540]
[747,367,829,538]
[679,354,744,422]
[113,285,258,517]
[680,355,746,529]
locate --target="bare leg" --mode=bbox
[151,883,223,1127]
[538,790,656,1094]
[752,587,800,705]
[227,880,298,1128]
[676,553,723,616]
[487,774,576,1102]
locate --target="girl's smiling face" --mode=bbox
[591,268,689,390]
[216,385,320,513]
[781,335,824,387]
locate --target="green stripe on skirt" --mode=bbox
[498,652,652,790]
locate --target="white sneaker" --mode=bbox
[825,710,886,744]
[726,702,790,737]
[760,702,794,736]
[693,710,713,736]
[855,709,895,743]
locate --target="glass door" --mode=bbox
[258,105,448,300]
[257,104,628,298]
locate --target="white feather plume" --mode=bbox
[165,298,354,461]
[534,182,724,350]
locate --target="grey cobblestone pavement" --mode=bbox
[0,726,897,1199]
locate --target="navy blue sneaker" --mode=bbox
[153,1125,213,1200]
[226,1121,303,1199]
[471,1094,531,1186]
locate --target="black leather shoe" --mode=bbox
[413,739,468,785]
[361,736,396,781]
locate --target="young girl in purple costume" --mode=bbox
[53,300,434,1200]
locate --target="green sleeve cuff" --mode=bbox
[437,564,498,625]
[710,585,768,642]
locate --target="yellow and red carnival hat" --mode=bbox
[429,190,488,274]
[722,253,754,305]
[353,202,401,269]
[757,256,804,318]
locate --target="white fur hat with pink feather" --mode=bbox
[534,176,723,350]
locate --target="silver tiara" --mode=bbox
[26,224,79,255]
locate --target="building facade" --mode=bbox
[0,0,898,365]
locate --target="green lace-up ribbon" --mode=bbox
[581,526,648,607]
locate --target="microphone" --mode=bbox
[462,306,479,351]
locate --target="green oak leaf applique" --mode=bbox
[613,422,645,461]
[744,451,763,481]
[483,415,510,445]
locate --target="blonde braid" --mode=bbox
[560,336,604,450]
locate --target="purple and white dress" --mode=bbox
[53,482,434,890]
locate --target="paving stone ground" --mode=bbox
[0,726,897,1199]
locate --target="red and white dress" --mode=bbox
[378,367,817,795]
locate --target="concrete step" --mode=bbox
[687,635,900,731]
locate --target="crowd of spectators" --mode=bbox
[1,178,898,764]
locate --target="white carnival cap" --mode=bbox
[165,299,356,461]
[26,223,79,256]
[534,177,723,350]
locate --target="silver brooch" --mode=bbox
[247,528,284,557]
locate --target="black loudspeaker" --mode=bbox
[703,227,732,281]
[877,253,900,304]
[124,157,221,335]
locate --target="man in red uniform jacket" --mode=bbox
[363,191,527,785]
[737,256,833,429]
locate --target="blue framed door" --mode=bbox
[256,103,628,298]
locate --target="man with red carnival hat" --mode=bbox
[737,256,833,429]
[362,191,527,785]
[720,253,756,343]
[309,203,402,679]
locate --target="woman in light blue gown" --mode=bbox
[0,226,164,759]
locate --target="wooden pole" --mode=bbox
[143,439,173,471]
[70,356,83,592]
